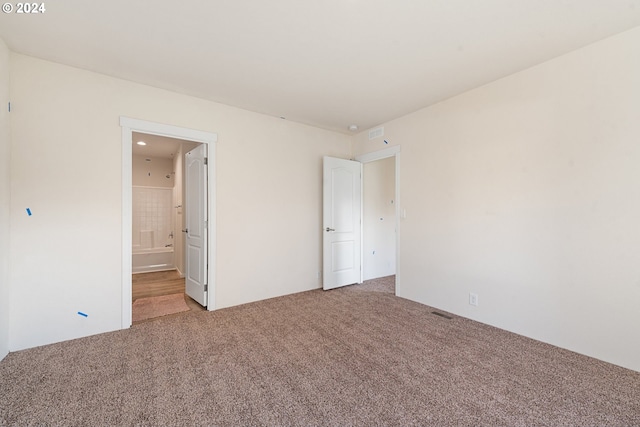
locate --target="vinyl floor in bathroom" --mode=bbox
[132,270,206,313]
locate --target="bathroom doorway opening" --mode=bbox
[130,133,204,321]
[131,132,198,277]
[121,117,217,328]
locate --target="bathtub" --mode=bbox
[132,246,175,274]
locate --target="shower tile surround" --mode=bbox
[131,147,191,274]
[132,187,173,250]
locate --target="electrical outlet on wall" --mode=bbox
[469,293,479,306]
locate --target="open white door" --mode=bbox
[323,156,362,290]
[185,144,208,306]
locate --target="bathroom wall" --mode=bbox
[132,187,174,250]
[132,154,176,251]
[132,154,174,188]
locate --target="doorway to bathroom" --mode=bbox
[131,132,198,277]
[130,132,203,322]
[120,117,217,328]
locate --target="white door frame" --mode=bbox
[120,117,217,328]
[355,145,401,295]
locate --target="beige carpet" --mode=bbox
[132,293,190,322]
[343,274,395,293]
[1,283,639,426]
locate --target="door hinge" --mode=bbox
[204,220,208,229]
[7,102,10,112]
[204,157,208,165]
[204,285,208,292]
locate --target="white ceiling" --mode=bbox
[132,132,199,159]
[1,1,639,133]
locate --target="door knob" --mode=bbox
[182,229,188,233]
[325,227,335,232]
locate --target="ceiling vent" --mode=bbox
[368,127,384,140]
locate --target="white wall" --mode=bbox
[9,53,351,351]
[353,27,640,372]
[0,39,11,361]
[363,157,396,280]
